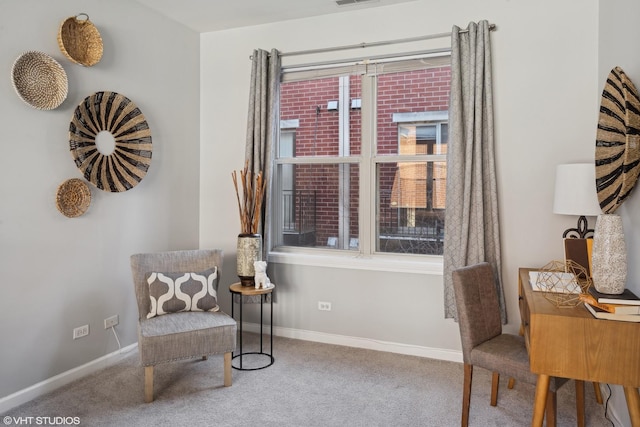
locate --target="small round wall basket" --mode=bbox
[57,13,103,67]
[11,51,68,110]
[69,91,152,192]
[56,178,91,218]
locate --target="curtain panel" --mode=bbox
[443,21,505,323]
[245,48,281,259]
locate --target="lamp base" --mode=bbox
[562,215,594,239]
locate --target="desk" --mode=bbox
[518,268,640,427]
[229,282,274,370]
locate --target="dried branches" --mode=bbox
[232,162,266,235]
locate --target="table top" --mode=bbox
[229,282,275,296]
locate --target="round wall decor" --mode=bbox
[69,91,152,192]
[11,51,68,110]
[595,66,640,214]
[56,178,91,218]
[58,13,103,67]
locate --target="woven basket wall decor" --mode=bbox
[595,66,640,214]
[56,178,91,218]
[69,91,152,192]
[57,13,103,67]
[11,51,68,110]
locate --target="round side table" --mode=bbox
[229,282,274,370]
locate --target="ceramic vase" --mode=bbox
[591,214,627,294]
[237,233,262,286]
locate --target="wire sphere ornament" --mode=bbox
[535,260,592,307]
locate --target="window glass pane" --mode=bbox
[280,75,362,157]
[377,66,451,156]
[377,162,445,255]
[276,163,359,250]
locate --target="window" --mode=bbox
[273,54,450,258]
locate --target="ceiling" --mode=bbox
[134,0,418,33]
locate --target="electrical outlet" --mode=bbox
[318,301,332,311]
[104,315,119,329]
[73,324,89,340]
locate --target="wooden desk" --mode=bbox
[518,268,640,427]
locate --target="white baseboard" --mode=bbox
[241,322,463,363]
[0,343,137,414]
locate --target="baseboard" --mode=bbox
[241,322,463,363]
[0,343,137,414]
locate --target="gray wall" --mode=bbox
[0,0,200,398]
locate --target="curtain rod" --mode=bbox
[266,23,496,59]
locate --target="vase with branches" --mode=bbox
[232,162,266,285]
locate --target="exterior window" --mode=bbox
[274,55,450,256]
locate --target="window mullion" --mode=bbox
[360,74,376,255]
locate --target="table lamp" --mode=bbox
[553,163,602,238]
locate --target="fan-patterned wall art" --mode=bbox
[69,91,152,192]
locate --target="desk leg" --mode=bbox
[531,374,550,427]
[624,386,640,427]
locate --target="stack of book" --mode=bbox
[580,287,640,322]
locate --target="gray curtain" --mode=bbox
[245,48,281,259]
[443,21,505,323]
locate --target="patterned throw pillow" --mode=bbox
[146,267,219,319]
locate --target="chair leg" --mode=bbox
[224,352,232,387]
[202,356,208,360]
[462,363,473,427]
[144,366,154,403]
[508,377,515,389]
[491,372,500,406]
[593,381,603,404]
[575,380,585,427]
[545,390,557,427]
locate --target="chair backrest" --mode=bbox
[452,262,502,363]
[130,249,223,321]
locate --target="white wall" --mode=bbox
[598,0,640,424]
[0,0,200,399]
[201,0,599,350]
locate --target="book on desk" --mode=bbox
[587,286,640,306]
[583,302,640,322]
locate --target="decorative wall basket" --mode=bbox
[11,51,68,110]
[56,178,91,218]
[69,91,152,192]
[592,214,627,294]
[595,66,640,214]
[237,234,262,286]
[58,13,103,67]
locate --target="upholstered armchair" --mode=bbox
[130,249,237,402]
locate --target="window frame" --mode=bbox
[269,52,451,274]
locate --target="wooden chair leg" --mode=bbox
[202,356,208,360]
[575,380,585,427]
[224,352,232,387]
[144,366,154,403]
[545,390,557,427]
[462,363,473,427]
[593,381,603,404]
[491,372,500,406]
[508,377,515,389]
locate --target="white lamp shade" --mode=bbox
[553,163,602,216]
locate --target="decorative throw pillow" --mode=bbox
[146,267,219,319]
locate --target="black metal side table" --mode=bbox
[229,282,274,370]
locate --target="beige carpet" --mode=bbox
[2,335,612,426]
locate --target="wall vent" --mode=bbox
[336,0,379,6]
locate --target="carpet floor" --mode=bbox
[2,335,613,426]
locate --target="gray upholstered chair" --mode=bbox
[131,249,237,403]
[452,262,585,427]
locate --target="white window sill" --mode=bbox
[267,249,443,275]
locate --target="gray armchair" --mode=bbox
[130,249,237,402]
